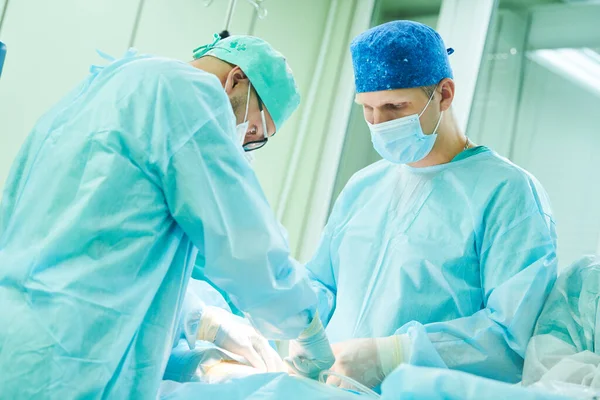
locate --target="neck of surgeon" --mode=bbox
[189,56,233,86]
[410,106,468,168]
[409,78,470,169]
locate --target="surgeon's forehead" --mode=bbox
[355,88,419,107]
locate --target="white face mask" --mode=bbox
[236,82,252,146]
[367,88,443,164]
[229,80,262,165]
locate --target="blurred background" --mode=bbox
[1,0,599,268]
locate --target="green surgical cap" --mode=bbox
[193,34,300,132]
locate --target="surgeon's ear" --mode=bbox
[439,78,455,112]
[225,66,249,94]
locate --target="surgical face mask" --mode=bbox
[236,82,252,146]
[229,79,265,164]
[237,84,257,165]
[367,88,443,164]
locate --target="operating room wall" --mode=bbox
[474,52,600,268]
[0,0,6,27]
[511,59,600,268]
[0,0,143,189]
[467,8,600,268]
[0,0,348,256]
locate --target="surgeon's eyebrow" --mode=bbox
[355,98,411,108]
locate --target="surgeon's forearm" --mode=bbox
[304,231,338,328]
[196,248,318,340]
[309,279,336,326]
[165,131,318,341]
[436,211,557,382]
[192,238,318,340]
[397,312,525,383]
[214,258,318,340]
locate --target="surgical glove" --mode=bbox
[326,335,409,389]
[197,306,285,372]
[285,312,335,379]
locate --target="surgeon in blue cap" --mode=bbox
[294,20,558,388]
[0,34,334,398]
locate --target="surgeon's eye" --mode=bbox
[386,103,406,110]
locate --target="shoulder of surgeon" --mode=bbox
[98,55,231,120]
[330,159,394,215]
[472,150,554,216]
[93,56,234,153]
[337,150,554,220]
[345,158,391,190]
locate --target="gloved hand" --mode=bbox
[326,335,409,389]
[284,312,335,379]
[197,306,285,372]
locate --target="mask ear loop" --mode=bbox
[419,84,443,135]
[243,82,252,123]
[432,110,444,135]
[418,84,439,118]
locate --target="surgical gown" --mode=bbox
[523,255,600,389]
[380,365,573,400]
[0,55,317,398]
[307,147,557,383]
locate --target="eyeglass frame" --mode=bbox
[242,90,275,152]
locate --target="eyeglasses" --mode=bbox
[242,91,272,152]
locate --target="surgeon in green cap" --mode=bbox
[0,35,334,398]
[165,34,337,378]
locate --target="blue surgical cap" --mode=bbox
[350,20,454,93]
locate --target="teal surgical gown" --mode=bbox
[0,55,316,398]
[523,255,600,389]
[307,147,558,383]
[380,365,572,400]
